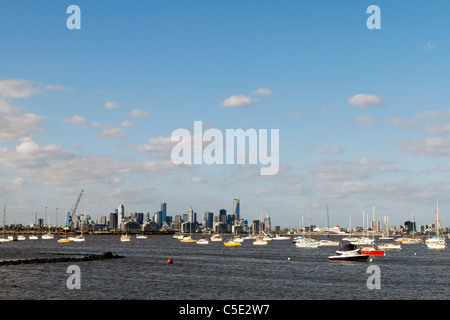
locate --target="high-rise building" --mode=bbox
[161,202,167,224]
[219,209,227,224]
[233,199,240,223]
[118,204,125,230]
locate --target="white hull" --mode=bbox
[196,239,209,245]
[69,236,85,242]
[378,243,402,250]
[253,239,268,245]
[295,239,319,248]
[42,234,54,240]
[120,235,131,242]
[319,240,340,246]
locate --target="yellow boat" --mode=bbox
[224,240,241,247]
[57,238,70,243]
[180,237,196,243]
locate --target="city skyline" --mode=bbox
[0,1,449,228]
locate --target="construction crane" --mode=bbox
[65,189,84,230]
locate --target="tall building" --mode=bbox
[188,206,194,223]
[118,204,125,230]
[219,209,227,224]
[233,199,240,223]
[161,202,167,224]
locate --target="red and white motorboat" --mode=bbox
[361,244,385,256]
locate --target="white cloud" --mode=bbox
[0,139,72,168]
[129,109,150,118]
[64,115,88,125]
[425,42,436,51]
[251,88,273,96]
[121,120,135,127]
[221,94,257,108]
[125,136,177,159]
[0,79,71,99]
[0,100,43,142]
[354,115,375,125]
[398,137,450,157]
[104,101,119,109]
[0,79,40,99]
[183,176,206,184]
[348,94,385,108]
[99,127,125,139]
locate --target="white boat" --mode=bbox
[210,234,223,242]
[318,239,340,246]
[233,236,244,243]
[7,235,17,241]
[42,233,54,240]
[378,243,402,250]
[350,237,375,246]
[28,235,39,240]
[253,238,268,245]
[402,238,422,245]
[120,234,131,242]
[196,238,209,245]
[17,235,26,241]
[69,235,86,242]
[295,238,320,248]
[0,206,11,242]
[328,244,370,262]
[136,234,147,239]
[426,240,446,250]
[426,199,446,250]
[319,205,340,246]
[272,235,290,240]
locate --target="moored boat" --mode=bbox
[295,238,320,248]
[328,244,370,262]
[361,244,386,256]
[378,243,402,250]
[224,240,241,247]
[253,238,268,245]
[196,238,209,245]
[318,239,340,246]
[180,236,196,243]
[120,234,131,242]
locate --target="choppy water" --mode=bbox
[0,235,448,300]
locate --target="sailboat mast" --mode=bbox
[436,198,439,237]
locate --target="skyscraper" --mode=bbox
[233,199,240,224]
[118,204,125,230]
[161,202,167,224]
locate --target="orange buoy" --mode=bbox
[167,258,173,264]
[130,242,133,245]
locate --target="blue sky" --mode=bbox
[0,0,449,229]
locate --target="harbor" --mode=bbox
[0,233,448,300]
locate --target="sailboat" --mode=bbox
[426,199,446,250]
[224,238,241,247]
[42,207,54,240]
[68,217,86,242]
[350,210,374,246]
[180,222,196,243]
[295,200,319,248]
[0,205,11,242]
[360,207,385,256]
[319,204,340,247]
[120,233,132,242]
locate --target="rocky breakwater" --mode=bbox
[0,252,124,265]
